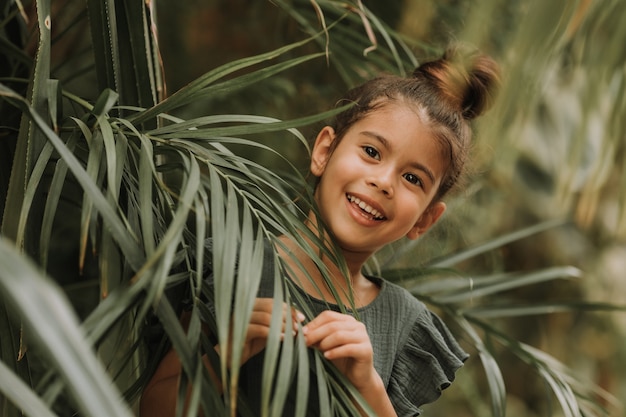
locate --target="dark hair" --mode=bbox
[329,44,500,201]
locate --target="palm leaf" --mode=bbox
[0,238,133,417]
[0,360,57,417]
[0,84,146,270]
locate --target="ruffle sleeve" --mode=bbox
[387,307,469,416]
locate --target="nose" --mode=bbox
[367,167,394,197]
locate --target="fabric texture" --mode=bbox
[201,241,468,416]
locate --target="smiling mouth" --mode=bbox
[347,194,386,220]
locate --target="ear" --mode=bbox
[406,202,446,240]
[310,126,336,177]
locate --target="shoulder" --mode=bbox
[374,277,431,321]
[376,277,465,356]
[370,276,469,412]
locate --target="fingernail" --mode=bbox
[296,311,305,322]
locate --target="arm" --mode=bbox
[302,311,398,417]
[139,348,219,417]
[139,299,304,417]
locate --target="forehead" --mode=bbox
[353,102,446,171]
[355,99,433,137]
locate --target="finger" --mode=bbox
[302,317,360,349]
[320,340,372,361]
[245,322,272,340]
[312,325,368,351]
[252,299,303,321]
[250,299,287,323]
[304,310,359,332]
[248,310,291,336]
[249,306,304,336]
[304,311,354,332]
[252,298,277,313]
[248,310,273,327]
[291,307,306,324]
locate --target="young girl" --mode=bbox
[140,45,499,416]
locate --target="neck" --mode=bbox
[274,212,377,307]
[305,211,371,280]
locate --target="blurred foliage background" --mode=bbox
[1,0,625,416]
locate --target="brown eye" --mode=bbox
[363,146,380,160]
[403,173,422,187]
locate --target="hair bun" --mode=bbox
[414,44,500,120]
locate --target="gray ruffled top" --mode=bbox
[286,275,468,416]
[202,241,468,416]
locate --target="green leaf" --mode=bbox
[0,84,146,271]
[0,360,57,417]
[431,266,582,304]
[0,238,134,417]
[129,35,327,125]
[428,220,567,268]
[465,301,626,319]
[457,318,506,417]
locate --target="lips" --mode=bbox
[346,194,386,220]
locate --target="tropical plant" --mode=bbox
[1,1,624,417]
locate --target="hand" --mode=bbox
[219,298,305,365]
[302,310,376,390]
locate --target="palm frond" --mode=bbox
[0,237,134,417]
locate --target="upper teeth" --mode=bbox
[347,195,384,220]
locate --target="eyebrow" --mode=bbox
[361,131,436,185]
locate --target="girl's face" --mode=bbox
[310,102,446,256]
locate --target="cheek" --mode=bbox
[313,177,332,208]
[397,194,426,222]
